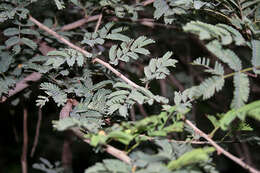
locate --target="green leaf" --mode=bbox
[103,159,131,172]
[199,76,225,99]
[220,100,260,130]
[0,52,12,73]
[3,28,19,36]
[231,73,250,111]
[134,48,150,55]
[40,82,67,107]
[128,89,147,104]
[20,28,39,36]
[119,105,128,117]
[107,131,134,145]
[5,36,20,47]
[251,39,260,74]
[21,37,37,50]
[54,0,65,9]
[106,33,130,42]
[167,147,215,170]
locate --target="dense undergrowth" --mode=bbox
[1,0,260,173]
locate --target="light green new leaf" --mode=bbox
[167,147,215,170]
[220,100,260,130]
[107,131,134,145]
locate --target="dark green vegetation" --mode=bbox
[1,0,260,173]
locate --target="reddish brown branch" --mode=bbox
[142,0,155,6]
[59,99,131,164]
[71,128,131,164]
[30,108,42,157]
[29,15,140,89]
[21,107,28,173]
[62,136,73,173]
[185,119,260,173]
[61,15,100,31]
[94,14,103,33]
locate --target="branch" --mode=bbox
[29,15,141,89]
[142,0,155,6]
[60,15,100,31]
[21,107,28,173]
[94,13,103,33]
[72,128,131,164]
[185,119,260,173]
[31,108,42,157]
[59,99,131,164]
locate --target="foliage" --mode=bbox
[1,0,260,173]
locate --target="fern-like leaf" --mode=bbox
[199,76,225,100]
[40,82,67,107]
[231,72,250,110]
[251,39,260,74]
[142,51,177,82]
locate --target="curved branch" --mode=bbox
[29,15,141,89]
[185,119,260,173]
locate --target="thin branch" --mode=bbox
[29,15,92,57]
[62,135,73,173]
[137,103,148,117]
[59,99,131,164]
[29,15,141,89]
[167,74,185,91]
[142,0,155,6]
[185,119,260,173]
[30,107,42,157]
[71,128,131,164]
[60,15,100,31]
[21,107,28,173]
[94,13,103,33]
[92,58,140,88]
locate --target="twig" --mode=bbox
[185,119,260,173]
[29,15,92,57]
[62,134,73,173]
[72,128,131,164]
[142,0,155,6]
[159,79,167,97]
[167,74,185,91]
[137,103,148,117]
[31,108,42,157]
[130,106,136,121]
[92,58,140,88]
[94,13,103,33]
[29,15,141,89]
[60,15,100,31]
[21,107,28,173]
